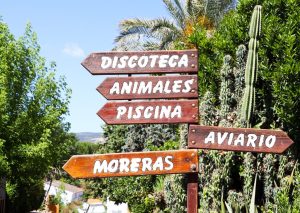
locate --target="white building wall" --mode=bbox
[44,182,83,205]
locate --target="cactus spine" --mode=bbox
[240,5,261,128]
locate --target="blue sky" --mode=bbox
[0,1,169,133]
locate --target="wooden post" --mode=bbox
[187,173,198,213]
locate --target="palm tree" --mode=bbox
[114,0,235,50]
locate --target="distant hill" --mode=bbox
[75,132,105,143]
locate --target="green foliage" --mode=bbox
[164,174,186,213]
[198,0,300,211]
[0,21,72,212]
[114,0,235,51]
[224,173,258,213]
[84,176,156,213]
[72,141,100,155]
[274,162,300,213]
[84,123,178,212]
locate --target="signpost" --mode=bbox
[97,75,198,100]
[71,46,294,213]
[188,125,294,153]
[81,49,198,75]
[63,150,198,178]
[97,100,199,124]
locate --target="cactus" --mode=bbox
[200,91,218,126]
[219,55,235,119]
[219,55,237,127]
[234,44,247,104]
[239,5,262,205]
[240,5,262,128]
[163,124,188,212]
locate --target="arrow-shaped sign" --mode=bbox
[82,49,198,75]
[188,125,294,154]
[97,100,198,125]
[63,150,199,178]
[97,75,198,100]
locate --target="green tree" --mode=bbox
[114,0,235,50]
[0,20,72,212]
[196,0,300,210]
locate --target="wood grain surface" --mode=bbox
[82,49,198,74]
[97,75,198,100]
[188,125,294,154]
[63,150,199,178]
[97,99,199,124]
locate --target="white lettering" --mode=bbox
[234,134,245,146]
[128,55,138,68]
[153,157,164,171]
[164,156,174,170]
[178,54,188,67]
[149,55,159,67]
[158,55,169,68]
[142,158,152,171]
[137,81,152,94]
[205,132,215,144]
[169,55,179,67]
[130,158,141,172]
[153,81,164,93]
[164,80,172,93]
[108,159,119,173]
[121,82,133,94]
[118,56,129,68]
[93,160,108,173]
[138,56,148,67]
[119,158,130,172]
[265,135,276,148]
[228,133,234,145]
[112,56,118,68]
[160,106,171,119]
[182,79,194,93]
[101,57,112,69]
[144,106,153,119]
[217,132,228,144]
[133,106,143,119]
[110,82,120,95]
[246,134,257,147]
[171,106,181,118]
[172,80,182,93]
[116,106,127,119]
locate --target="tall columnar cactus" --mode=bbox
[219,55,236,127]
[234,44,247,104]
[219,55,235,118]
[240,5,262,128]
[240,5,262,206]
[200,91,218,126]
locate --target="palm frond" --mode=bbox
[150,18,181,38]
[162,0,186,29]
[159,31,178,50]
[186,0,206,23]
[115,18,155,43]
[204,0,235,26]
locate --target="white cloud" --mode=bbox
[62,43,85,58]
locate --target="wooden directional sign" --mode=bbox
[97,100,198,124]
[97,75,198,100]
[82,49,198,75]
[188,125,294,154]
[63,150,199,178]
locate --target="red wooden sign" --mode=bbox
[82,49,198,75]
[97,75,198,100]
[188,125,294,153]
[97,100,198,124]
[63,150,199,178]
